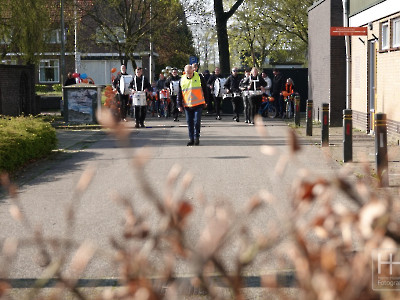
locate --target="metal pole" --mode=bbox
[343,109,352,162]
[74,0,80,73]
[306,99,313,136]
[294,95,300,126]
[321,103,329,147]
[60,0,65,86]
[375,113,389,187]
[149,2,153,84]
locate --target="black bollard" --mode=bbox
[343,109,352,162]
[321,103,329,147]
[306,100,313,136]
[375,113,389,187]
[294,95,301,126]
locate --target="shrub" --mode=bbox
[0,116,57,173]
[52,84,62,93]
[35,84,51,94]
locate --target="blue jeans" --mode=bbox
[185,105,203,140]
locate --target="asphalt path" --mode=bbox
[0,115,342,283]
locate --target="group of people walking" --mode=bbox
[112,63,296,145]
[112,65,151,128]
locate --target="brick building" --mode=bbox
[2,1,154,87]
[308,0,346,126]
[349,0,400,134]
[308,0,400,133]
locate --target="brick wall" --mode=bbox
[350,12,400,134]
[0,65,36,116]
[308,0,346,126]
[376,38,400,122]
[350,34,368,119]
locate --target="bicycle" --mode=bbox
[283,93,295,119]
[258,95,277,118]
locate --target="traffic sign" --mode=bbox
[189,56,198,64]
[330,27,367,36]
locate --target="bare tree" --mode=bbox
[78,0,171,69]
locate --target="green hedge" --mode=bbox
[35,84,63,94]
[52,84,62,93]
[35,84,51,93]
[0,116,57,173]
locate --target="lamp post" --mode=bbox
[60,0,66,86]
[149,1,153,84]
[74,0,80,73]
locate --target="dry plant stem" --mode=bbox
[131,148,166,214]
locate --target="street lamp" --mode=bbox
[60,0,66,85]
[342,0,350,109]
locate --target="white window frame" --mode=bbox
[381,22,389,50]
[96,27,126,44]
[39,59,60,83]
[0,33,11,45]
[1,59,16,65]
[44,29,62,44]
[393,18,400,48]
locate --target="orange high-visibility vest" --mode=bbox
[180,72,206,107]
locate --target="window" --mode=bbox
[381,22,389,50]
[96,27,126,44]
[393,18,400,48]
[1,60,16,65]
[39,59,59,83]
[44,29,62,44]
[0,30,12,45]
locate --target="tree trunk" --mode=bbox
[215,16,230,75]
[214,0,245,75]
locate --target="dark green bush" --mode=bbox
[52,84,62,93]
[35,84,51,93]
[0,116,57,173]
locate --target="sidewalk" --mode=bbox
[290,120,400,193]
[52,114,400,192]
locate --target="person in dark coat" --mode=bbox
[207,67,224,120]
[64,72,76,86]
[112,65,130,121]
[224,67,242,122]
[202,70,213,114]
[165,67,181,121]
[272,68,286,118]
[129,67,151,128]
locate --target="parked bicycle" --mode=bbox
[283,93,295,119]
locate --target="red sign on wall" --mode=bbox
[330,27,368,36]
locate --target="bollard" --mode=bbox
[375,113,389,187]
[321,103,329,147]
[294,95,301,126]
[306,100,313,136]
[343,109,352,162]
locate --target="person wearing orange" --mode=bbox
[177,64,208,146]
[282,78,294,98]
[282,78,295,118]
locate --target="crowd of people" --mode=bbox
[111,63,298,145]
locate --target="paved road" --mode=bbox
[0,115,341,281]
